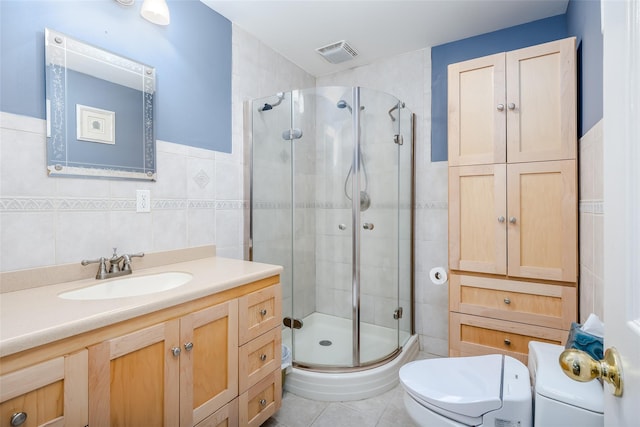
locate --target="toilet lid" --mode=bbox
[399,355,503,418]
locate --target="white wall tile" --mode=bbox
[1,212,56,270]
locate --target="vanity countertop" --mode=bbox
[0,256,282,358]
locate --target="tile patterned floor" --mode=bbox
[263,383,419,427]
[263,351,435,427]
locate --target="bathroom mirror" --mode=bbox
[45,28,156,180]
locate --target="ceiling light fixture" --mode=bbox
[140,0,170,26]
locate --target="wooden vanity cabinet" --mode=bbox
[449,160,577,282]
[0,350,88,427]
[87,280,281,427]
[447,37,578,362]
[448,37,576,166]
[88,299,238,427]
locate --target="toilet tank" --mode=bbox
[528,342,604,427]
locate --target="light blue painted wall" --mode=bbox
[567,0,603,137]
[431,15,568,161]
[0,0,232,152]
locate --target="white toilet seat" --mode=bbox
[399,354,532,427]
[399,354,503,417]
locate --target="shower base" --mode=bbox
[283,312,419,401]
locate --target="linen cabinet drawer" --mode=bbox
[195,398,238,427]
[239,284,282,345]
[239,369,281,427]
[239,327,282,393]
[449,273,576,329]
[449,312,567,364]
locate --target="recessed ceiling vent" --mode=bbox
[316,40,358,64]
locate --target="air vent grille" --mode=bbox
[315,40,359,64]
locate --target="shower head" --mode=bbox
[337,99,364,114]
[258,92,285,112]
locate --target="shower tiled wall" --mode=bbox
[0,112,227,274]
[578,120,604,322]
[231,27,317,321]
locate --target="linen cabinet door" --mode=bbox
[88,321,180,427]
[180,300,239,426]
[448,52,506,166]
[449,164,507,275]
[506,160,577,282]
[0,350,87,427]
[506,37,577,163]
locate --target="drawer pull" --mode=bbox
[259,309,268,317]
[260,354,267,362]
[504,338,511,346]
[503,298,511,305]
[10,412,27,427]
[259,398,267,407]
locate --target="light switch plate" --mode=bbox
[136,189,151,212]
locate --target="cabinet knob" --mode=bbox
[503,298,511,305]
[9,412,27,427]
[508,103,516,110]
[260,353,267,362]
[509,216,517,224]
[504,338,511,346]
[498,216,505,223]
[259,399,267,407]
[171,347,181,357]
[260,308,268,317]
[497,104,505,111]
[184,342,194,352]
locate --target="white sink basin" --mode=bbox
[59,272,193,300]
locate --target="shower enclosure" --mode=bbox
[249,86,414,372]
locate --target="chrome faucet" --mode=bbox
[81,248,144,280]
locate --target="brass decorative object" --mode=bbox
[559,347,623,397]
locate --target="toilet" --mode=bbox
[399,342,604,427]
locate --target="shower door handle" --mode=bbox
[363,223,374,230]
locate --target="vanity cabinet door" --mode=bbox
[449,164,507,275]
[448,52,507,166]
[506,160,577,282]
[0,350,87,427]
[180,300,238,426]
[88,321,180,427]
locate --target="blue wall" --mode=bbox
[0,0,232,153]
[567,0,603,137]
[431,15,568,161]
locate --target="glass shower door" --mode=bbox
[356,88,402,364]
[250,91,294,358]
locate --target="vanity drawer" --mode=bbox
[449,312,567,364]
[449,273,576,329]
[239,327,282,393]
[239,369,281,427]
[239,284,282,345]
[195,397,238,427]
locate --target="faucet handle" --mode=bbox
[81,257,108,279]
[121,253,145,271]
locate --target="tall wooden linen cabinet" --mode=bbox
[447,37,578,364]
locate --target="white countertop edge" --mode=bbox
[0,256,282,358]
